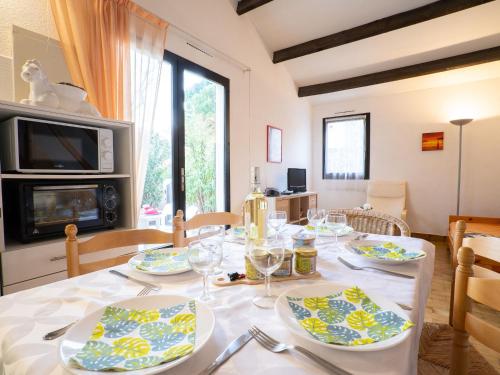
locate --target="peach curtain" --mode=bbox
[51,0,168,221]
[50,0,130,119]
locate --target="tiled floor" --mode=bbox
[424,239,500,371]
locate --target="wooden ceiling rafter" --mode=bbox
[273,0,495,63]
[298,45,500,97]
[236,0,275,15]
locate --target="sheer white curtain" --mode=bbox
[128,10,168,220]
[324,115,367,180]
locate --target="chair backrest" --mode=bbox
[173,209,243,246]
[327,208,411,236]
[452,220,467,268]
[366,180,406,219]
[65,224,175,277]
[450,246,500,375]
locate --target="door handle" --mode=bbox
[181,167,185,192]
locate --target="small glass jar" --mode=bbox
[272,249,293,277]
[245,251,265,280]
[295,248,318,275]
[292,233,316,250]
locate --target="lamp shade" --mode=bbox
[450,118,473,126]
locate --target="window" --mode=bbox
[322,113,370,180]
[138,52,230,230]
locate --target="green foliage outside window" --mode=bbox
[141,78,218,214]
[184,79,217,213]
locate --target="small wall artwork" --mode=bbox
[422,132,444,151]
[267,125,282,163]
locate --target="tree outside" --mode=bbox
[141,76,217,215]
[184,78,217,213]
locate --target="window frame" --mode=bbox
[322,113,370,180]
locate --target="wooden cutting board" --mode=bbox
[213,271,322,286]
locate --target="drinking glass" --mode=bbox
[187,240,223,302]
[199,225,226,274]
[248,238,285,309]
[267,211,287,239]
[325,213,348,250]
[307,208,326,237]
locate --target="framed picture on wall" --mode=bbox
[422,132,444,151]
[267,125,282,163]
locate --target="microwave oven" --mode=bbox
[0,117,114,173]
[2,179,120,242]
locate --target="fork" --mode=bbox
[337,257,415,279]
[43,286,153,340]
[249,326,352,375]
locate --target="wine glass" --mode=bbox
[187,240,223,302]
[267,211,287,239]
[307,208,326,237]
[199,225,226,274]
[247,238,285,309]
[325,213,348,250]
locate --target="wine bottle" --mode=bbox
[243,167,268,240]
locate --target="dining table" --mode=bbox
[0,225,435,375]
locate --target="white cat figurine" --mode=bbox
[20,59,101,117]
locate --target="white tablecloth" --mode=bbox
[0,226,434,375]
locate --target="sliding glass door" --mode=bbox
[139,52,230,229]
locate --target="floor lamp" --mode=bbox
[450,118,473,216]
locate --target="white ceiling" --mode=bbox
[244,0,500,104]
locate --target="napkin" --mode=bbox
[70,301,196,371]
[135,249,189,273]
[287,287,413,346]
[352,242,425,261]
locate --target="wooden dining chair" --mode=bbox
[448,220,500,325]
[450,246,500,375]
[65,224,175,277]
[173,209,242,247]
[327,208,411,236]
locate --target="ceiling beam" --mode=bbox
[273,0,494,63]
[237,0,274,15]
[298,45,500,97]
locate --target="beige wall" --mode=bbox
[0,0,59,100]
[312,77,500,235]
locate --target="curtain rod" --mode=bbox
[169,23,251,73]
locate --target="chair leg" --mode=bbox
[450,329,470,375]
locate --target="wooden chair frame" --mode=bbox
[450,246,500,375]
[173,209,242,247]
[65,224,175,277]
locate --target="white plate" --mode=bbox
[59,295,215,375]
[345,240,427,265]
[305,225,354,237]
[275,283,412,352]
[128,248,191,275]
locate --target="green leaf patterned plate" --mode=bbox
[59,295,215,375]
[346,240,427,265]
[275,283,413,351]
[128,248,191,276]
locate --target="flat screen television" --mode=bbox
[287,168,306,193]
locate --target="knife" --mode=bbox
[109,270,161,291]
[198,331,253,374]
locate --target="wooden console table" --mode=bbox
[267,192,317,225]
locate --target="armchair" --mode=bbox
[366,180,407,222]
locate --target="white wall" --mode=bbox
[0,0,312,214]
[312,78,500,235]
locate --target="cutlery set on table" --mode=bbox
[41,228,425,374]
